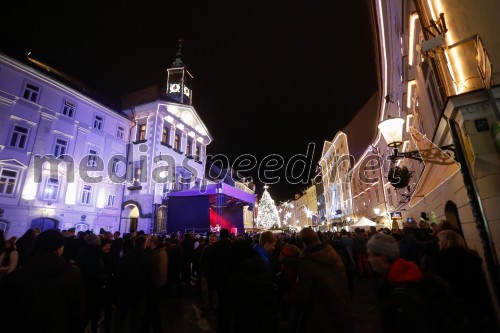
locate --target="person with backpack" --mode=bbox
[367,232,477,333]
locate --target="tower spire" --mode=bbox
[166,38,193,105]
[172,38,185,68]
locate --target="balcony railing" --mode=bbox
[431,34,494,97]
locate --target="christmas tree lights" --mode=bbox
[255,185,281,229]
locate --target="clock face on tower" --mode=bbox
[169,83,180,93]
[183,86,190,97]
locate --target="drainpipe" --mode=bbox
[118,107,137,233]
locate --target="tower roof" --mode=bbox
[171,38,186,68]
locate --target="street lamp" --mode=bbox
[378,117,455,163]
[378,117,405,147]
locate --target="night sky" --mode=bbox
[1,0,377,202]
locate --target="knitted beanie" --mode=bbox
[366,233,399,258]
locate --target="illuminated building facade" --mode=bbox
[0,46,214,237]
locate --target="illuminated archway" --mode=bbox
[123,203,139,233]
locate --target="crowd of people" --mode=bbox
[0,218,498,333]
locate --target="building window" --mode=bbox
[43,177,59,200]
[374,186,380,204]
[174,132,181,151]
[62,101,76,118]
[137,124,147,141]
[87,149,98,167]
[116,126,124,139]
[111,157,119,174]
[54,139,68,158]
[81,185,93,204]
[9,125,29,149]
[23,83,40,103]
[0,169,18,195]
[162,126,169,144]
[186,139,193,155]
[93,115,103,130]
[107,190,116,207]
[195,144,201,161]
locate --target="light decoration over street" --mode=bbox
[284,212,292,223]
[255,185,281,229]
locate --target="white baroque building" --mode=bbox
[0,46,218,237]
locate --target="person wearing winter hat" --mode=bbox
[34,228,65,254]
[366,233,437,333]
[1,229,85,332]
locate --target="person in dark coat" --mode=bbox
[430,230,498,332]
[297,228,354,333]
[181,232,196,284]
[15,229,36,267]
[112,235,155,333]
[166,233,183,295]
[100,239,116,333]
[231,238,277,333]
[76,233,105,333]
[0,229,85,333]
[278,243,301,333]
[201,233,218,312]
[210,228,233,333]
[110,231,124,261]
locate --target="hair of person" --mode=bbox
[135,235,148,249]
[299,227,319,246]
[219,228,230,239]
[259,230,276,247]
[436,220,459,233]
[148,235,160,247]
[437,229,466,249]
[84,233,101,247]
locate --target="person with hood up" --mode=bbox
[297,227,354,333]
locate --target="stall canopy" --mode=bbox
[350,216,377,227]
[408,127,461,207]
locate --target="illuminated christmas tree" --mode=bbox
[255,185,281,229]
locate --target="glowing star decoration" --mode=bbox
[255,185,281,229]
[303,206,313,218]
[284,212,292,222]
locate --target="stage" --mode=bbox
[166,183,256,235]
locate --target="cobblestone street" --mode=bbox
[157,277,383,333]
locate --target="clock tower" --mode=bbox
[166,38,193,105]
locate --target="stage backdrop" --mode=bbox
[167,195,210,234]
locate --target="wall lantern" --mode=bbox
[378,117,454,163]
